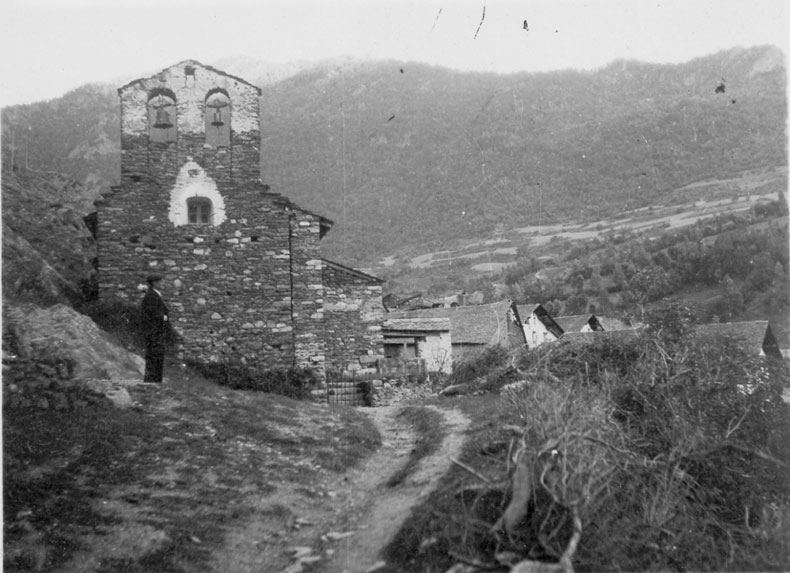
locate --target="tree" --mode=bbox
[625,265,674,320]
[721,275,745,320]
[612,263,627,291]
[565,293,589,315]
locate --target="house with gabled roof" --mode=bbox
[382,316,452,374]
[517,304,565,349]
[387,300,526,362]
[696,321,782,359]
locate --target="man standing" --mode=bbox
[141,274,169,383]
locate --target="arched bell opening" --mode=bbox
[205,88,231,147]
[148,88,177,143]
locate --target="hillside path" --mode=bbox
[319,405,470,573]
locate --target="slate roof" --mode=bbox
[561,328,642,343]
[323,259,384,284]
[556,315,596,332]
[598,316,632,331]
[696,321,781,358]
[383,317,451,332]
[389,300,520,345]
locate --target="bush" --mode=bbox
[187,360,318,400]
[415,310,790,572]
[445,345,520,392]
[506,321,790,571]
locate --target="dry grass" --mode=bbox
[3,360,381,572]
[383,328,790,573]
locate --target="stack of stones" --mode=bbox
[370,376,439,406]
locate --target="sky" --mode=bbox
[0,0,788,107]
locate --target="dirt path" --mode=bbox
[319,405,471,573]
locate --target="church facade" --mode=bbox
[95,60,383,380]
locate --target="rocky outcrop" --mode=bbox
[4,302,144,381]
[2,224,81,305]
[3,302,145,408]
[1,169,97,304]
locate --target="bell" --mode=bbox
[211,107,224,127]
[153,107,173,129]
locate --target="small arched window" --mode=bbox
[205,89,231,147]
[148,90,177,143]
[187,197,213,225]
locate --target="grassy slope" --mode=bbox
[3,361,381,572]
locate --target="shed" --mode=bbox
[388,300,525,362]
[382,316,452,374]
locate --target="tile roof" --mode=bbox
[696,321,780,357]
[388,300,518,345]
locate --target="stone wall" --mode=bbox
[322,261,384,375]
[97,187,327,375]
[98,61,327,377]
[97,61,387,388]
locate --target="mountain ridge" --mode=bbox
[1,45,786,267]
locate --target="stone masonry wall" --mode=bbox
[288,212,326,373]
[98,61,327,377]
[322,263,384,375]
[119,61,261,187]
[97,188,327,374]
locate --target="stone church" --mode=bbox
[96,60,383,381]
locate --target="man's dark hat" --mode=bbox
[146,274,164,283]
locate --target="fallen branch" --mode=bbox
[447,550,499,571]
[558,505,582,573]
[450,456,494,484]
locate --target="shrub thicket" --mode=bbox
[397,304,790,572]
[187,360,319,400]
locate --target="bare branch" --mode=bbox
[559,505,583,573]
[450,456,495,484]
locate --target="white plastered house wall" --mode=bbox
[417,330,452,374]
[521,309,561,349]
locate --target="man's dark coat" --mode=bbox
[141,287,169,383]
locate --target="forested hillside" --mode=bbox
[1,46,786,265]
[261,46,786,262]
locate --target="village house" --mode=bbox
[95,60,383,383]
[382,316,452,375]
[387,300,525,363]
[517,304,565,349]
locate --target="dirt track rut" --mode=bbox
[322,405,470,573]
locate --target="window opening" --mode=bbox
[187,197,213,225]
